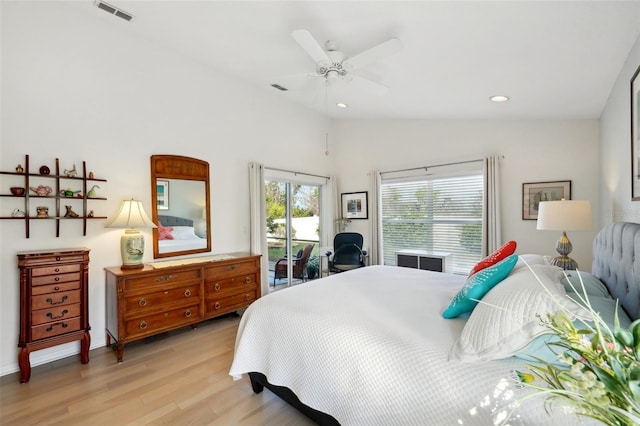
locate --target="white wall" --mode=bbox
[0,1,330,376]
[331,119,600,271]
[600,34,640,225]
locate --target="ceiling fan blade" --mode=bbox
[346,74,389,96]
[343,38,402,71]
[291,29,331,66]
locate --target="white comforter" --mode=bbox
[229,265,576,425]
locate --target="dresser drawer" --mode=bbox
[31,281,80,296]
[32,303,80,326]
[32,290,80,310]
[32,263,81,277]
[123,268,202,292]
[31,318,81,340]
[125,304,200,337]
[205,260,258,280]
[205,290,257,315]
[205,273,257,297]
[32,272,80,286]
[124,285,200,314]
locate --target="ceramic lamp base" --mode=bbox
[120,229,145,269]
[551,231,578,270]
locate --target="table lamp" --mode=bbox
[536,199,592,270]
[105,199,157,269]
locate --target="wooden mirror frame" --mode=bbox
[150,155,211,258]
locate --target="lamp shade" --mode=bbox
[105,199,157,229]
[536,200,592,231]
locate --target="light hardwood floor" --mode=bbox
[0,315,315,425]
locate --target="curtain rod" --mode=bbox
[264,166,331,181]
[380,158,490,175]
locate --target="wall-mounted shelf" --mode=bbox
[0,155,108,238]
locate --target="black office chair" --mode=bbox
[326,232,367,274]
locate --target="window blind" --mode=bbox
[381,171,483,274]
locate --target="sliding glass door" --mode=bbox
[265,175,322,290]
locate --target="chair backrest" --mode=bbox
[332,233,364,267]
[333,232,364,251]
[293,244,314,278]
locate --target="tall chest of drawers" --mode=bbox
[17,248,91,383]
[105,253,260,362]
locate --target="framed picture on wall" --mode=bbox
[631,64,640,200]
[156,179,169,210]
[522,180,571,220]
[342,191,368,219]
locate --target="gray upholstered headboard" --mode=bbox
[592,222,640,320]
[158,215,193,227]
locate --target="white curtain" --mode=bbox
[369,171,382,265]
[483,156,502,256]
[248,162,269,296]
[321,176,338,251]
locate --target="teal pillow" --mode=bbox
[561,271,611,298]
[515,295,632,364]
[442,254,518,319]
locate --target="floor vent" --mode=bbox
[271,84,288,91]
[95,1,134,21]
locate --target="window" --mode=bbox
[380,170,483,274]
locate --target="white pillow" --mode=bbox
[512,254,551,271]
[448,264,587,362]
[170,226,199,240]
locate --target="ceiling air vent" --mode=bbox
[95,1,134,21]
[271,84,288,92]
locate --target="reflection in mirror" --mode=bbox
[151,155,211,258]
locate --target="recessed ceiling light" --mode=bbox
[336,103,348,108]
[490,95,510,103]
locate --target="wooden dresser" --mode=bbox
[17,248,91,383]
[104,253,260,362]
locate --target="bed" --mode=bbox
[229,222,640,425]
[157,214,207,253]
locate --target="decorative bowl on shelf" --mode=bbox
[10,187,25,196]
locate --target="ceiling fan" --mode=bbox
[274,30,403,96]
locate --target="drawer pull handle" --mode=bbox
[138,298,147,307]
[155,275,175,282]
[214,283,221,291]
[55,268,60,272]
[139,320,148,330]
[46,295,68,305]
[46,322,68,332]
[214,302,221,310]
[54,286,60,291]
[184,309,192,318]
[225,265,236,271]
[245,277,251,284]
[184,289,192,297]
[56,257,61,261]
[46,309,68,320]
[54,277,60,282]
[245,294,251,301]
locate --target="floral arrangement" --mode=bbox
[512,271,640,425]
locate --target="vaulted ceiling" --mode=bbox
[69,1,640,119]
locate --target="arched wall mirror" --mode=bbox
[150,155,211,258]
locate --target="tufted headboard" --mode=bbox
[157,215,193,227]
[592,222,640,320]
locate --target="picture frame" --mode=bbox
[341,191,368,220]
[156,179,169,210]
[631,64,640,200]
[522,180,571,220]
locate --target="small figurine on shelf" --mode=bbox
[87,185,100,198]
[88,210,95,218]
[30,185,52,196]
[36,206,48,218]
[60,188,81,197]
[11,208,25,217]
[64,205,80,218]
[15,164,23,173]
[64,164,77,178]
[88,171,95,179]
